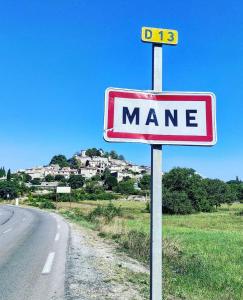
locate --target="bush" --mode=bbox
[88,202,122,223]
[120,230,150,262]
[38,200,56,209]
[26,195,56,209]
[144,201,150,213]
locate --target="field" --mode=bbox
[59,201,243,300]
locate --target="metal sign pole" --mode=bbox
[150,43,163,300]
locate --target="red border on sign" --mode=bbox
[106,90,214,142]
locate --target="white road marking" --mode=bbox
[42,252,55,274]
[3,228,12,234]
[55,232,60,242]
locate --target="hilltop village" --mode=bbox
[16,149,150,189]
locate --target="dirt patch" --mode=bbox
[65,222,149,300]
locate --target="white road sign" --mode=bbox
[104,88,216,146]
[56,187,71,194]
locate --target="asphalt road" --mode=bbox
[0,205,69,300]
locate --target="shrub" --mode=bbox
[144,201,150,213]
[38,200,56,209]
[121,230,150,262]
[88,202,122,223]
[26,195,56,209]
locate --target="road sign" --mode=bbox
[141,27,178,45]
[56,187,71,194]
[104,88,216,146]
[104,26,217,300]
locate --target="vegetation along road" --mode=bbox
[59,200,243,300]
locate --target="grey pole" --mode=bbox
[150,43,163,300]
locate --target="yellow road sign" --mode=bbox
[141,27,178,45]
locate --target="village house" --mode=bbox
[79,168,97,179]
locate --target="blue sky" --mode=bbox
[0,0,242,180]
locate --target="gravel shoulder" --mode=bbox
[65,221,149,300]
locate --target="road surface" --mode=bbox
[0,204,69,300]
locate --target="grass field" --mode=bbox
[59,201,243,300]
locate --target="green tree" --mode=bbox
[227,177,243,202]
[7,169,11,181]
[139,174,151,190]
[0,181,19,199]
[23,173,32,183]
[0,167,6,178]
[103,151,110,158]
[105,175,118,190]
[163,168,210,213]
[31,178,41,185]
[91,175,101,181]
[50,155,69,168]
[163,190,193,214]
[109,150,118,159]
[203,178,234,208]
[86,148,101,158]
[68,175,85,189]
[55,174,66,182]
[101,167,111,181]
[45,174,55,182]
[68,157,81,169]
[115,179,135,195]
[85,181,104,194]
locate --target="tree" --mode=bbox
[85,148,101,158]
[203,178,231,208]
[163,190,193,214]
[101,167,111,181]
[238,184,243,203]
[0,167,6,178]
[23,173,32,183]
[115,179,135,195]
[110,150,118,159]
[45,174,55,182]
[105,175,118,190]
[103,151,110,158]
[50,155,69,168]
[163,168,210,213]
[91,175,102,181]
[7,169,11,181]
[31,178,41,185]
[0,181,19,199]
[85,181,104,194]
[55,174,66,182]
[227,177,243,202]
[68,175,85,189]
[68,157,81,169]
[139,174,151,190]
